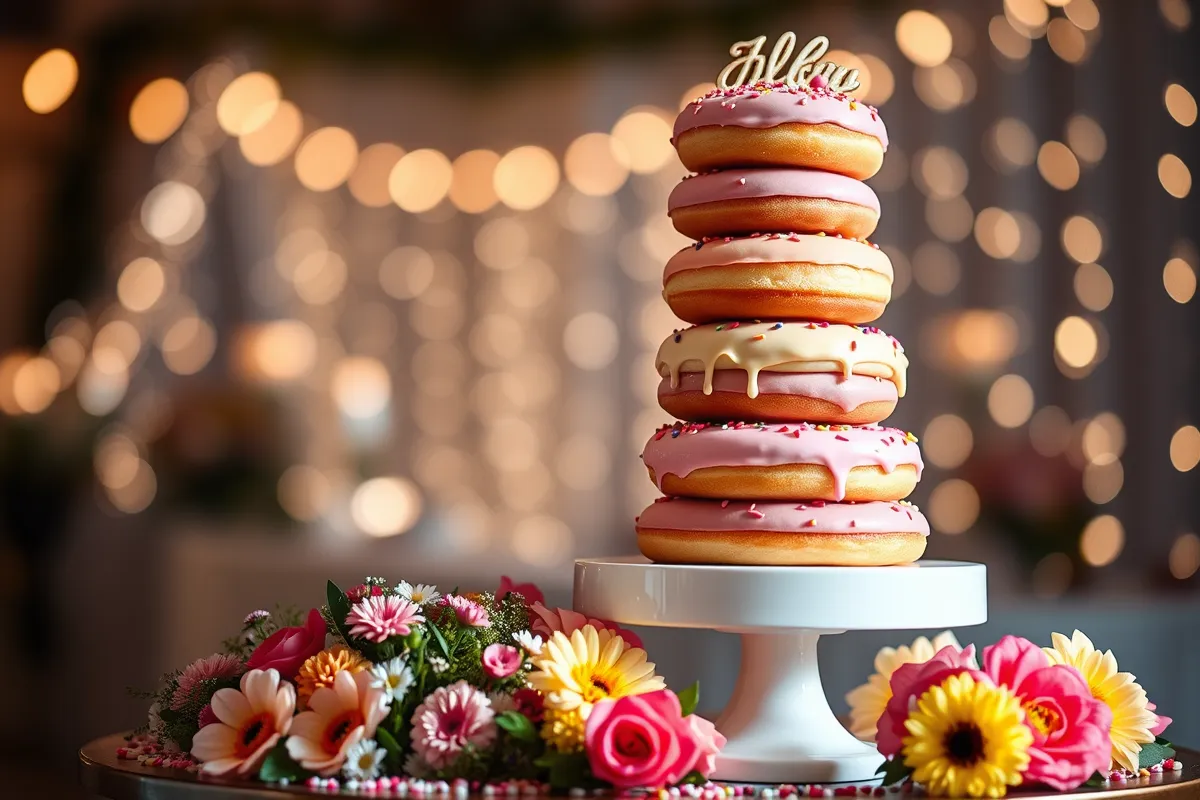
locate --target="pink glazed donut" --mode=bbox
[663,232,893,325]
[635,497,929,566]
[667,168,881,240]
[673,81,889,179]
[642,422,923,502]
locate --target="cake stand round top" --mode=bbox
[574,557,986,631]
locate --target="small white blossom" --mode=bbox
[396,581,441,605]
[369,656,415,703]
[428,655,449,674]
[512,630,543,656]
[488,691,517,715]
[343,740,386,780]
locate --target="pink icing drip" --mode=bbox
[668,168,880,214]
[658,372,899,413]
[674,85,888,149]
[636,498,929,536]
[663,233,892,282]
[642,423,923,500]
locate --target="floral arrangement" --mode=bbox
[846,629,1176,797]
[128,576,724,792]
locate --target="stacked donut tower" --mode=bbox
[635,40,929,566]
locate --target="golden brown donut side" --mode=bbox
[670,196,879,240]
[636,529,927,566]
[675,122,885,180]
[663,262,891,325]
[650,463,919,502]
[657,391,897,425]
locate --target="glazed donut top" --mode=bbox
[642,421,923,497]
[668,168,881,214]
[674,81,888,150]
[664,232,893,282]
[656,321,908,399]
[636,496,928,535]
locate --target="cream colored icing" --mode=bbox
[656,321,908,399]
[663,233,893,282]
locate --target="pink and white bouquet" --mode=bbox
[130,575,724,791]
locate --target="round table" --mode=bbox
[79,732,1200,798]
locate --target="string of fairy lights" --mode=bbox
[1,0,1197,586]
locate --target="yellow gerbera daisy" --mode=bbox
[1043,630,1157,772]
[527,625,665,719]
[541,707,587,753]
[903,673,1032,798]
[846,631,964,741]
[295,645,370,704]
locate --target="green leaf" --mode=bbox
[1138,739,1176,769]
[326,580,355,644]
[258,741,306,783]
[374,727,404,773]
[496,710,538,743]
[541,751,591,790]
[875,757,913,786]
[679,770,707,786]
[1083,771,1107,787]
[677,682,700,717]
[428,620,452,660]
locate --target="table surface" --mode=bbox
[80,733,1200,799]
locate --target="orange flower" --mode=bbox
[295,645,369,704]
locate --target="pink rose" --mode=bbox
[876,644,984,758]
[497,576,545,606]
[585,690,699,789]
[482,643,523,679]
[530,603,643,649]
[685,714,726,779]
[983,636,1113,791]
[246,608,327,679]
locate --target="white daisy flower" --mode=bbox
[488,691,517,715]
[369,656,415,704]
[396,581,441,605]
[343,739,386,780]
[512,630,544,656]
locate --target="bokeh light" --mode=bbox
[928,479,980,534]
[390,149,454,213]
[1158,154,1192,198]
[277,465,332,522]
[351,477,422,537]
[563,312,619,370]
[564,133,630,197]
[974,207,1021,259]
[913,60,976,111]
[988,374,1034,428]
[161,316,217,375]
[11,356,60,414]
[1030,406,1073,457]
[348,143,404,207]
[238,100,303,166]
[1047,18,1087,63]
[988,16,1032,61]
[1065,0,1101,30]
[1065,115,1106,165]
[1004,0,1048,32]
[1080,515,1124,567]
[988,118,1036,171]
[610,108,674,174]
[475,217,530,270]
[449,150,501,214]
[1054,316,1099,369]
[238,320,317,382]
[1163,256,1196,303]
[216,72,280,136]
[512,515,573,567]
[141,181,206,245]
[495,146,560,210]
[332,356,391,419]
[129,78,189,144]
[1165,84,1197,126]
[105,458,157,514]
[1037,141,1080,190]
[23,49,78,114]
[380,246,435,300]
[1170,425,1200,472]
[895,10,953,67]
[294,127,358,192]
[912,241,961,294]
[1169,533,1200,580]
[1061,216,1103,263]
[1083,459,1123,504]
[913,147,968,199]
[1074,263,1113,312]
[1159,0,1191,31]
[923,414,973,469]
[116,257,166,313]
[1032,552,1073,599]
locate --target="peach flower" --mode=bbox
[190,669,295,776]
[285,670,391,776]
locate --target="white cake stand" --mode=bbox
[573,557,987,785]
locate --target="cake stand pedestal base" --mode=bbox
[573,558,988,784]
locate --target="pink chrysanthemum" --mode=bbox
[411,681,497,769]
[171,653,244,710]
[442,595,490,628]
[346,595,425,643]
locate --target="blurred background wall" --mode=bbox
[0,0,1197,795]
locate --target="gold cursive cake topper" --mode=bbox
[717,33,861,93]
